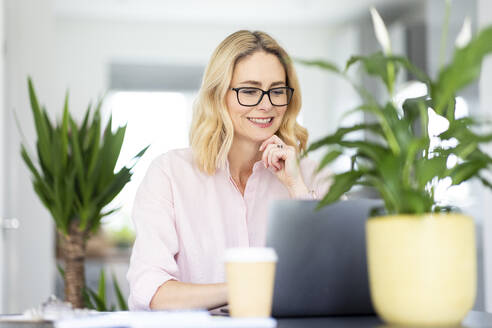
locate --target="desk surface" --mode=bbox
[277,311,492,328]
[0,311,490,328]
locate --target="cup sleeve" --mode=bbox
[126,158,180,310]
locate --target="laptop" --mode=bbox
[266,198,382,317]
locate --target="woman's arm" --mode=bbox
[128,157,181,310]
[150,281,228,310]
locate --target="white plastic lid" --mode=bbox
[225,247,278,263]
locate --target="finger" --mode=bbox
[263,143,278,168]
[269,147,286,171]
[267,147,276,169]
[259,136,277,152]
[268,148,279,170]
[259,135,285,151]
[270,134,285,145]
[276,150,288,171]
[275,146,297,172]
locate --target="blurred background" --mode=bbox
[1,0,492,314]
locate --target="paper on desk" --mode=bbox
[55,310,276,328]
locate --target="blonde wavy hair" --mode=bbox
[190,30,308,175]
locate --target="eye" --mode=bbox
[239,88,260,96]
[271,88,286,96]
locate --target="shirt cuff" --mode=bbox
[294,189,318,200]
[129,271,177,311]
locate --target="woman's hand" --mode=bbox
[259,135,309,198]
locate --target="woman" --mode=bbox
[127,30,330,311]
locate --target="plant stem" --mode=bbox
[60,220,87,308]
[439,0,451,71]
[387,62,395,97]
[386,48,395,97]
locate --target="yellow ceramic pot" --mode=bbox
[366,214,476,327]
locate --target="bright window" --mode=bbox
[101,91,195,233]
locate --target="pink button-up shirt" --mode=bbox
[127,148,330,310]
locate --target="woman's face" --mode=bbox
[226,51,288,145]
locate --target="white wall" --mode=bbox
[4,0,56,313]
[478,0,492,313]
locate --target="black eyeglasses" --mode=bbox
[230,86,294,107]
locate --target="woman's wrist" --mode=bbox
[287,180,310,198]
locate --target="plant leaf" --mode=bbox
[415,155,448,189]
[98,269,106,305]
[87,288,107,312]
[449,160,487,185]
[112,272,129,311]
[294,58,341,73]
[27,78,54,177]
[432,26,492,114]
[317,170,363,209]
[317,149,343,172]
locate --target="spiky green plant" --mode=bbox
[58,266,128,311]
[21,78,147,308]
[300,9,492,214]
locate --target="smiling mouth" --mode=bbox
[247,117,274,124]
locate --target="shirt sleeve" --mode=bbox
[298,157,333,200]
[127,157,180,311]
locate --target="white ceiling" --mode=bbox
[54,0,421,25]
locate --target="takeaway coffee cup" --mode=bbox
[225,247,278,317]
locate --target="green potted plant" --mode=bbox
[300,6,492,327]
[21,78,147,308]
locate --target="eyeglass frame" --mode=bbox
[230,86,295,107]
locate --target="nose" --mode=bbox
[257,92,273,111]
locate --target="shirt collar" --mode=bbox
[222,159,265,177]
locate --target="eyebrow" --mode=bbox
[238,80,286,87]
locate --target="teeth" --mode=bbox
[248,117,273,124]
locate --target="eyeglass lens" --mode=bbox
[237,87,292,106]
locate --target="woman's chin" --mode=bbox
[234,126,280,145]
[250,131,278,143]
